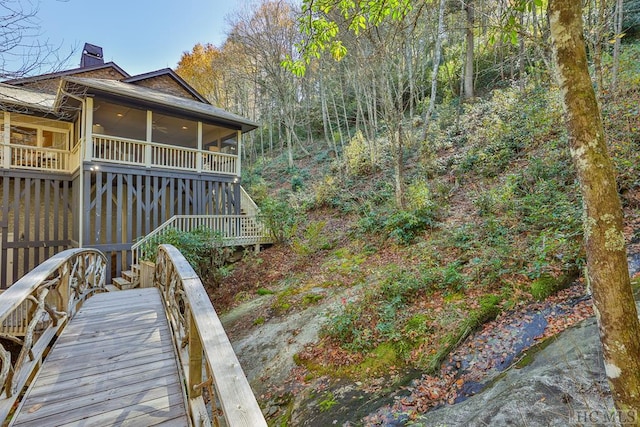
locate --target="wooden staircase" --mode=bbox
[111,266,139,290]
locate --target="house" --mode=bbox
[0,43,261,287]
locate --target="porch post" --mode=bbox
[145,110,152,168]
[2,113,10,169]
[84,97,94,161]
[236,130,242,178]
[196,122,202,173]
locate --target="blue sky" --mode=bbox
[34,0,241,76]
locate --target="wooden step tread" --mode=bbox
[112,277,132,290]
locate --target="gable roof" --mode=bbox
[123,68,208,104]
[2,62,130,86]
[61,77,258,132]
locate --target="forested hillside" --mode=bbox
[176,1,640,425]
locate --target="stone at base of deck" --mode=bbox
[10,288,189,427]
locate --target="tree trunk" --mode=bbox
[612,0,624,94]
[549,0,640,417]
[518,9,525,90]
[463,0,474,99]
[423,0,446,139]
[592,0,606,98]
[393,123,406,210]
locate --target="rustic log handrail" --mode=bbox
[0,248,107,421]
[154,244,266,427]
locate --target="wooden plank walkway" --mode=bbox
[10,288,190,427]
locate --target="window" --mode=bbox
[43,130,67,150]
[93,100,146,141]
[202,122,238,153]
[3,124,69,150]
[152,112,197,148]
[10,126,37,146]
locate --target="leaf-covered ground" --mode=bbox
[207,44,640,425]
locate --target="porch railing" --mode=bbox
[0,248,107,421]
[0,144,78,173]
[131,214,272,266]
[92,134,238,175]
[1,137,239,177]
[155,244,267,426]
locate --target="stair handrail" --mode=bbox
[131,215,180,265]
[0,248,107,422]
[131,214,273,266]
[240,185,260,216]
[155,244,267,426]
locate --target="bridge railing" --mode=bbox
[155,244,266,427]
[0,249,107,421]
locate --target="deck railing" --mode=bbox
[0,137,239,177]
[131,214,272,266]
[92,134,238,175]
[0,144,75,173]
[69,140,82,172]
[155,244,266,426]
[0,248,107,421]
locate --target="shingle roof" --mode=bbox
[62,77,258,132]
[2,62,130,86]
[0,83,58,112]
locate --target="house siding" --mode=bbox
[0,171,75,288]
[129,75,201,102]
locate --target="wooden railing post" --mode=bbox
[59,260,71,315]
[188,311,203,399]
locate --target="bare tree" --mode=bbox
[423,0,447,137]
[0,0,71,80]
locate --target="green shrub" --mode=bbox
[313,175,340,208]
[139,226,230,285]
[259,193,303,244]
[344,130,376,176]
[292,220,332,255]
[385,208,435,245]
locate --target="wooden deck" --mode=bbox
[10,288,189,426]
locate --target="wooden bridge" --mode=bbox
[0,246,266,426]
